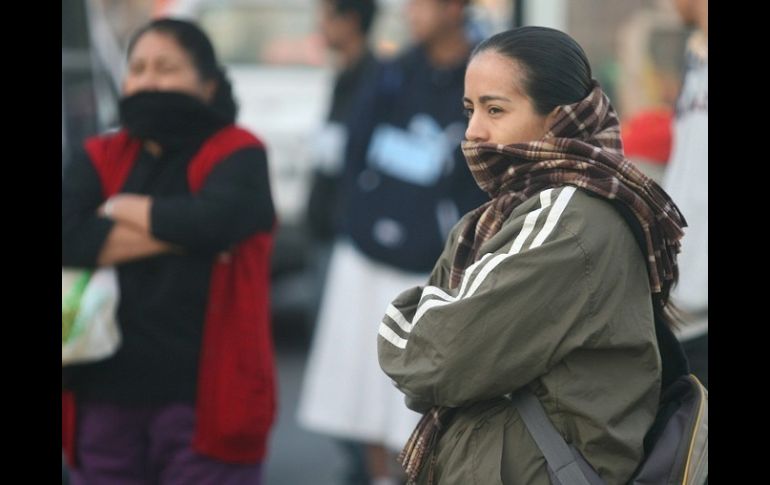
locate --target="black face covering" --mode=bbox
[119,91,229,151]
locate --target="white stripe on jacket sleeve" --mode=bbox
[529,186,576,249]
[379,322,407,349]
[379,186,577,348]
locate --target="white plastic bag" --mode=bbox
[62,267,121,365]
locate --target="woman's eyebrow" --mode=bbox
[479,95,512,103]
[462,95,513,104]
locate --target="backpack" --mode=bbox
[509,316,708,485]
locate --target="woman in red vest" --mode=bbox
[62,18,277,484]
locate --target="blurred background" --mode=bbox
[62,1,692,483]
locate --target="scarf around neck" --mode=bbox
[119,91,230,152]
[399,80,687,485]
[453,80,686,295]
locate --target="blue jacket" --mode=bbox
[340,45,486,272]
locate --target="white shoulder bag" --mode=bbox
[61,267,121,365]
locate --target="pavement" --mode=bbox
[263,339,352,485]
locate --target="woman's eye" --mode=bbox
[158,64,180,73]
[488,107,502,115]
[462,107,473,118]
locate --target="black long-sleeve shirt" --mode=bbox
[62,140,274,403]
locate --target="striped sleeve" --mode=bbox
[377,186,601,407]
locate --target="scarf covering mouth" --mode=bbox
[119,90,230,151]
[399,80,687,484]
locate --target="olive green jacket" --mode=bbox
[378,186,661,484]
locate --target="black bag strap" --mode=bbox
[508,389,605,485]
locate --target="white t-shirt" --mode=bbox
[663,33,708,334]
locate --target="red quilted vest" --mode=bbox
[62,126,277,465]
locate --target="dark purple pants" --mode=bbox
[69,400,263,485]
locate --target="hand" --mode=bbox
[97,195,121,219]
[97,194,152,234]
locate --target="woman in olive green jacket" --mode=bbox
[378,26,686,485]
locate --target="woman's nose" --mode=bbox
[136,72,160,90]
[465,114,487,143]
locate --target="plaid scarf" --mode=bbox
[399,80,687,484]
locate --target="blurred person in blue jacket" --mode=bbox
[297,1,486,484]
[306,0,381,244]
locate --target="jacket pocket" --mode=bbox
[500,408,552,485]
[428,400,509,485]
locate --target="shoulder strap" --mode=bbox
[364,58,404,127]
[508,390,605,485]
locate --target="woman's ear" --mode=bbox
[539,107,560,137]
[544,106,560,130]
